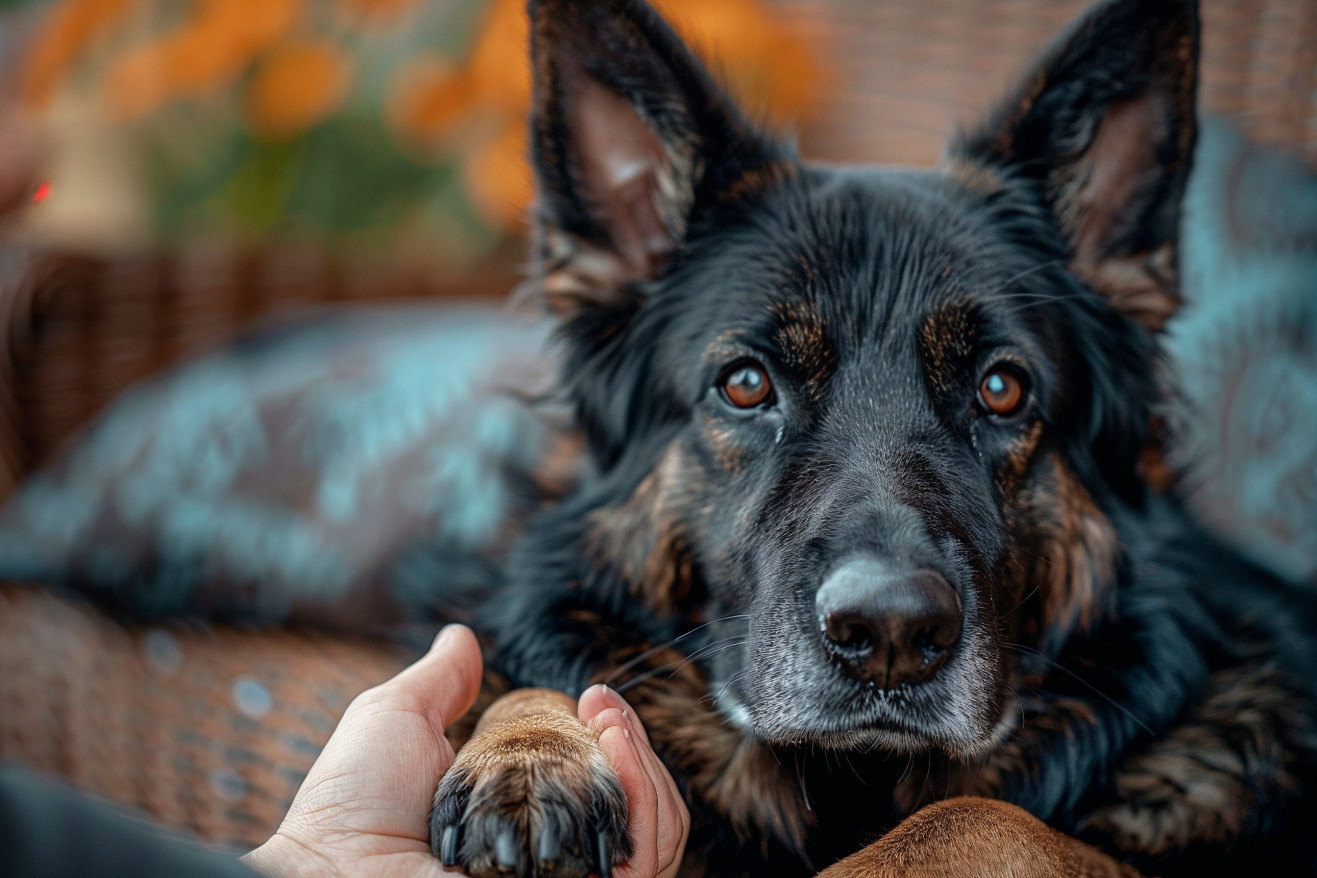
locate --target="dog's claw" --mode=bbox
[536,814,561,866]
[596,828,613,878]
[439,824,461,868]
[495,826,521,871]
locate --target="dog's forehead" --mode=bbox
[692,164,1025,362]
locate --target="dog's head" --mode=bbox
[526,0,1198,756]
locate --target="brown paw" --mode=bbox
[430,694,630,878]
[821,798,1142,878]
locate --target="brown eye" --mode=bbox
[978,366,1026,416]
[720,362,774,409]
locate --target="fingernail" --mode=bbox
[431,624,458,651]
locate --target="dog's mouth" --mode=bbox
[708,610,1007,757]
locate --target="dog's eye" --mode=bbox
[978,366,1027,417]
[719,361,774,409]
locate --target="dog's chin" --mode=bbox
[717,680,1007,758]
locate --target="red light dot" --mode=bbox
[32,182,50,204]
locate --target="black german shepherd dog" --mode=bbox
[418,0,1317,875]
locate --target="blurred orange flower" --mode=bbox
[389,58,476,145]
[337,0,422,22]
[18,0,820,239]
[245,41,354,140]
[388,0,821,229]
[462,121,531,230]
[98,0,303,118]
[21,0,134,108]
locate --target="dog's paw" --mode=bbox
[430,708,630,878]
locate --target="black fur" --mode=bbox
[452,0,1317,875]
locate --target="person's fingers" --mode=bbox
[358,624,484,735]
[596,717,661,878]
[619,710,687,878]
[579,684,650,745]
[582,687,689,878]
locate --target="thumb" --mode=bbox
[385,624,484,734]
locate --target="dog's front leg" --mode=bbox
[429,688,630,878]
[819,798,1141,878]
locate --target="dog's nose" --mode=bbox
[816,560,962,688]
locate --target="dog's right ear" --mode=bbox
[952,0,1199,332]
[527,0,791,312]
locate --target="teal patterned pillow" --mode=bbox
[0,303,572,630]
[1169,119,1317,585]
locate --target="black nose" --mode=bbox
[816,560,962,688]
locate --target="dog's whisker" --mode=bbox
[612,638,748,695]
[1003,584,1042,619]
[794,750,814,813]
[602,615,750,686]
[983,258,1071,296]
[1003,643,1155,736]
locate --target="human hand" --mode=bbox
[244,625,690,878]
[579,685,690,878]
[243,624,482,878]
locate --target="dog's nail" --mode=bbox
[496,826,520,871]
[536,818,560,865]
[596,829,613,878]
[439,823,460,867]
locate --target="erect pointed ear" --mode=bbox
[953,0,1199,331]
[527,0,792,311]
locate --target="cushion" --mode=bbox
[1168,118,1317,585]
[0,303,573,630]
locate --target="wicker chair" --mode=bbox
[0,0,1314,852]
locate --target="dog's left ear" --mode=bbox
[527,0,791,312]
[953,0,1199,331]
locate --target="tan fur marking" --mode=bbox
[718,160,798,204]
[538,228,638,316]
[1081,662,1314,857]
[772,301,834,398]
[821,798,1141,878]
[702,329,750,366]
[529,427,587,500]
[918,304,975,395]
[472,687,578,734]
[997,420,1045,499]
[1071,244,1181,333]
[943,157,1006,196]
[583,449,693,611]
[453,688,601,774]
[1035,455,1121,642]
[701,410,745,473]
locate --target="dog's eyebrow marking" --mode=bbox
[919,301,978,395]
[771,301,834,397]
[702,329,752,366]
